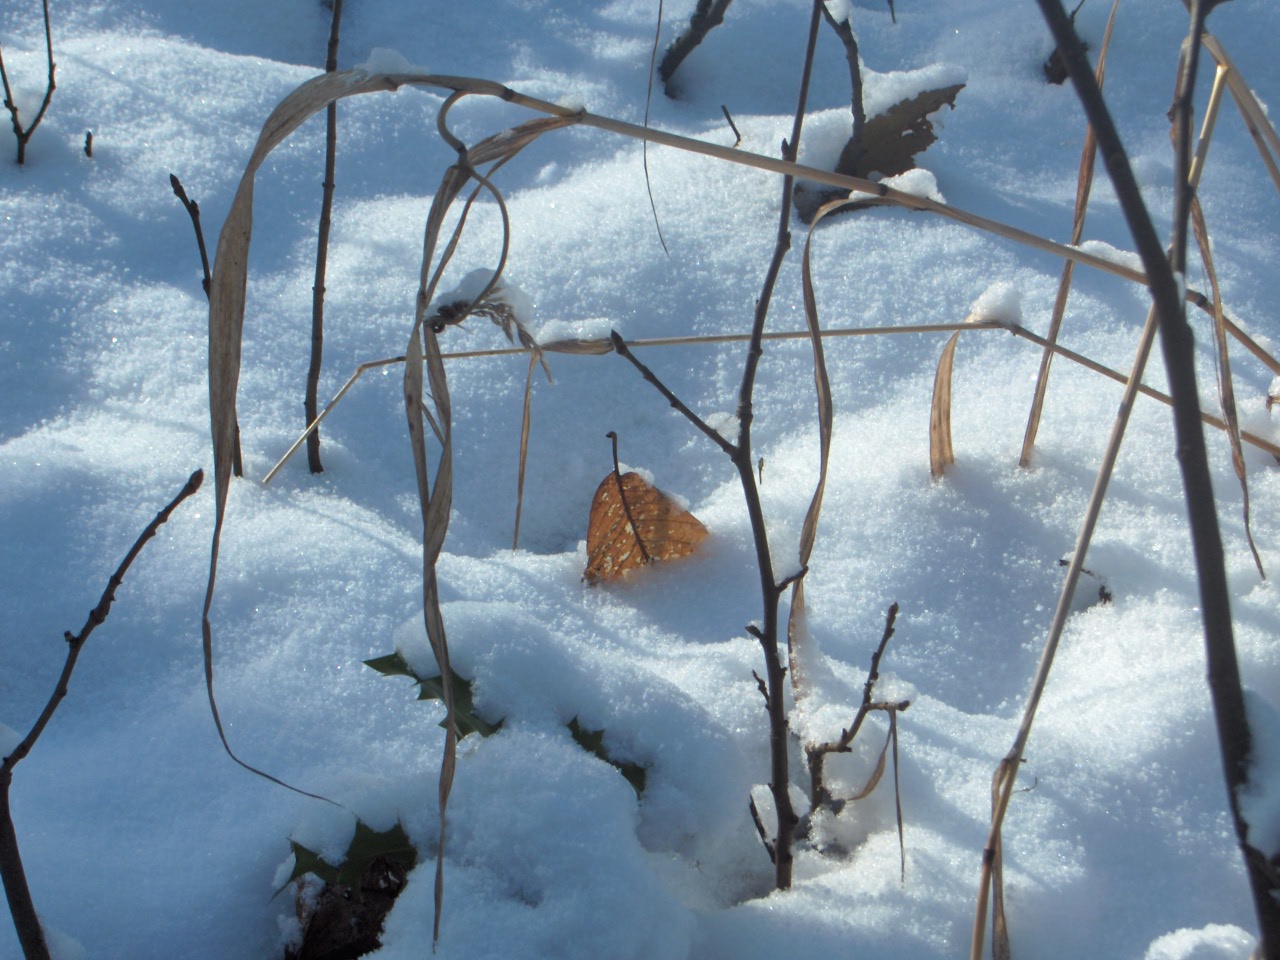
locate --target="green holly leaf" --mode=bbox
[363,651,417,679]
[365,653,504,739]
[281,838,340,894]
[335,820,418,890]
[277,819,417,900]
[568,716,647,796]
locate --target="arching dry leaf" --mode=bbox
[583,472,708,584]
[930,331,960,479]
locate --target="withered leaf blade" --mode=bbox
[838,83,964,180]
[583,472,709,584]
[930,331,960,479]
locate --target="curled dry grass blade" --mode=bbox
[1191,194,1265,578]
[208,68,571,940]
[786,194,842,701]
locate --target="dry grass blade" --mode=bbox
[405,159,470,943]
[930,331,960,479]
[206,69,412,800]
[1020,0,1120,467]
[512,354,537,550]
[787,195,841,699]
[890,709,905,884]
[642,0,670,256]
[209,68,553,941]
[846,729,889,802]
[1201,34,1280,196]
[1192,198,1265,578]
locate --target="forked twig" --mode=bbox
[0,0,56,165]
[807,603,905,812]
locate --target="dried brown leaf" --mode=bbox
[583,472,708,584]
[838,83,964,180]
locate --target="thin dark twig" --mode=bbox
[0,0,56,164]
[721,105,742,146]
[609,332,737,457]
[606,431,650,564]
[752,670,770,706]
[807,603,900,812]
[820,3,866,173]
[306,0,346,474]
[720,0,826,891]
[2,469,203,960]
[169,174,212,298]
[171,173,241,477]
[659,0,734,92]
[748,796,776,862]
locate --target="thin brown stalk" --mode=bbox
[263,314,1280,485]
[728,0,825,890]
[1020,0,1119,466]
[169,174,213,298]
[170,173,242,477]
[819,3,866,174]
[511,354,538,550]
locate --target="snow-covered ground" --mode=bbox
[3,1,1279,958]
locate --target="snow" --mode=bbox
[3,1,1280,959]
[355,47,422,76]
[1076,239,1145,273]
[968,281,1022,323]
[882,167,946,203]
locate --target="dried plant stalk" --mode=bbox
[1191,195,1265,578]
[1020,0,1120,467]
